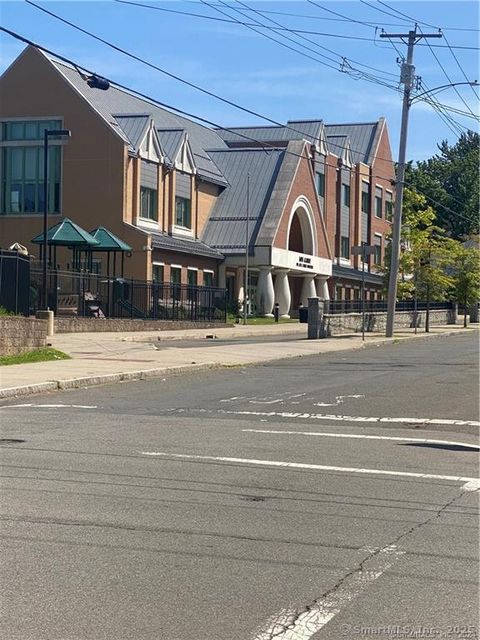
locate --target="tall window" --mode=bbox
[140,187,157,221]
[1,119,62,215]
[342,183,350,207]
[375,186,383,218]
[203,271,214,287]
[175,196,191,228]
[385,191,393,221]
[374,236,382,265]
[152,264,164,282]
[361,182,370,214]
[187,269,197,286]
[341,236,350,259]
[316,171,325,198]
[170,266,181,284]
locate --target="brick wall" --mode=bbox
[54,318,229,333]
[0,317,47,356]
[322,308,456,336]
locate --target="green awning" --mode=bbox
[89,226,132,252]
[32,218,100,246]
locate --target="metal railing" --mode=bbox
[29,268,227,323]
[0,250,31,316]
[326,299,454,315]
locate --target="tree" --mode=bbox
[405,131,480,239]
[450,244,480,327]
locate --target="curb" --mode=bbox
[0,327,476,400]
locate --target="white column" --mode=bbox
[300,274,317,307]
[274,269,291,318]
[315,275,330,301]
[256,267,275,316]
[235,268,245,312]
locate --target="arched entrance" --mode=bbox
[286,197,317,309]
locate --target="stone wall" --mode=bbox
[54,317,230,333]
[322,308,456,336]
[0,316,48,356]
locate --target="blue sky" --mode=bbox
[1,1,478,163]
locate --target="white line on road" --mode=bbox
[242,429,479,450]
[315,394,365,407]
[252,544,404,640]
[0,404,98,409]
[215,409,480,427]
[140,451,480,490]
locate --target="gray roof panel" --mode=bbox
[202,148,285,253]
[325,122,379,164]
[113,114,151,152]
[215,120,323,147]
[150,232,224,259]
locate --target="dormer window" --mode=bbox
[175,196,191,229]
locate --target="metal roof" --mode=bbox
[89,226,132,252]
[50,56,228,185]
[112,114,151,152]
[32,218,100,246]
[202,148,285,254]
[156,128,185,165]
[215,119,323,147]
[332,264,383,284]
[150,232,224,260]
[325,122,380,164]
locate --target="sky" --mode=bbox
[0,1,478,163]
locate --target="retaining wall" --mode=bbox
[0,316,47,356]
[322,308,456,336]
[54,317,230,333]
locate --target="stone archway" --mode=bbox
[287,196,317,256]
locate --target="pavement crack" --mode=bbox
[257,486,476,640]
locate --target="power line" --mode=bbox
[376,0,438,30]
[443,32,480,103]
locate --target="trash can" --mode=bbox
[298,306,308,323]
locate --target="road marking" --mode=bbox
[140,451,479,490]
[213,408,480,427]
[0,404,97,409]
[315,394,365,407]
[242,429,480,450]
[252,544,404,640]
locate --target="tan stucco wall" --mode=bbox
[0,46,148,279]
[197,180,219,239]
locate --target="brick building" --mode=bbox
[0,46,395,316]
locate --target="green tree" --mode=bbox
[405,131,480,239]
[450,244,480,327]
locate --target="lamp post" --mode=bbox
[351,244,376,341]
[42,128,71,310]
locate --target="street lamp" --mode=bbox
[42,128,71,310]
[351,244,376,341]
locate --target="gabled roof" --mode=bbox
[157,128,185,165]
[32,218,100,246]
[326,134,353,167]
[113,113,151,152]
[325,121,381,164]
[202,147,285,253]
[47,52,228,185]
[215,119,324,148]
[150,232,224,260]
[90,226,132,252]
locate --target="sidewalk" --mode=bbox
[0,323,476,399]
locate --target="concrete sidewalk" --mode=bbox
[0,323,476,399]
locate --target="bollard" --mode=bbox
[274,302,280,323]
[36,309,54,337]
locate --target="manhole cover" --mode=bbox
[0,439,25,444]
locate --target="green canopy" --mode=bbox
[89,226,131,252]
[32,218,99,246]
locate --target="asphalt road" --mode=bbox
[0,333,478,640]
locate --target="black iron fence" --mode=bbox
[0,250,31,316]
[29,268,227,323]
[326,299,454,315]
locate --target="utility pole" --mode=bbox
[381,26,442,337]
[243,173,250,325]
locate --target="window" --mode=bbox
[203,271,214,287]
[341,236,350,259]
[152,264,164,283]
[361,182,370,214]
[140,187,157,221]
[374,236,382,265]
[170,266,181,285]
[385,191,393,221]
[342,184,350,207]
[175,196,191,228]
[375,186,382,218]
[316,172,325,197]
[187,269,197,286]
[1,119,62,215]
